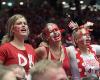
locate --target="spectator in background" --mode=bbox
[0,65,17,80]
[0,14,36,80]
[61,31,74,47]
[30,59,69,80]
[8,64,26,80]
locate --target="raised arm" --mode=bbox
[66,46,81,80]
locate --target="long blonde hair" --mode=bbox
[1,14,27,44]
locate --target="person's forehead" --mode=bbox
[57,67,66,74]
[47,24,58,30]
[47,68,58,73]
[78,28,89,35]
[57,68,67,80]
[43,68,58,80]
[57,68,66,78]
[16,17,26,22]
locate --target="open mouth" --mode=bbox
[53,34,61,40]
[21,28,27,32]
[86,39,91,43]
[54,33,60,38]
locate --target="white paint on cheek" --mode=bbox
[48,25,52,29]
[81,28,86,34]
[50,32,54,39]
[82,36,87,44]
[48,24,53,31]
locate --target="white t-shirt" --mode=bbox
[68,45,100,79]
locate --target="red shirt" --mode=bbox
[0,43,36,73]
[45,46,71,76]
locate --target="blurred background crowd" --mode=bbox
[0,0,100,48]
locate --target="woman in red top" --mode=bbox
[0,14,36,80]
[35,22,71,79]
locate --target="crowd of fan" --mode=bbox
[0,1,100,48]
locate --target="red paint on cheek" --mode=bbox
[43,30,50,38]
[46,31,50,37]
[77,31,85,44]
[86,29,89,34]
[13,26,19,32]
[79,31,83,39]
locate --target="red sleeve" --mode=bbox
[0,44,8,63]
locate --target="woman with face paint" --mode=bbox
[68,23,100,80]
[0,14,36,80]
[35,23,71,79]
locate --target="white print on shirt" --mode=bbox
[28,54,34,68]
[80,53,99,76]
[18,53,34,68]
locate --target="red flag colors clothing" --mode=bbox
[76,46,99,78]
[45,46,71,77]
[0,43,36,73]
[68,45,100,79]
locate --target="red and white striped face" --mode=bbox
[46,23,62,42]
[77,28,91,46]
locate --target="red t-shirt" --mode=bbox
[0,43,36,73]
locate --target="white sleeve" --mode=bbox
[67,46,81,80]
[91,44,100,55]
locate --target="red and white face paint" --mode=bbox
[12,17,29,38]
[77,28,91,46]
[46,23,62,42]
